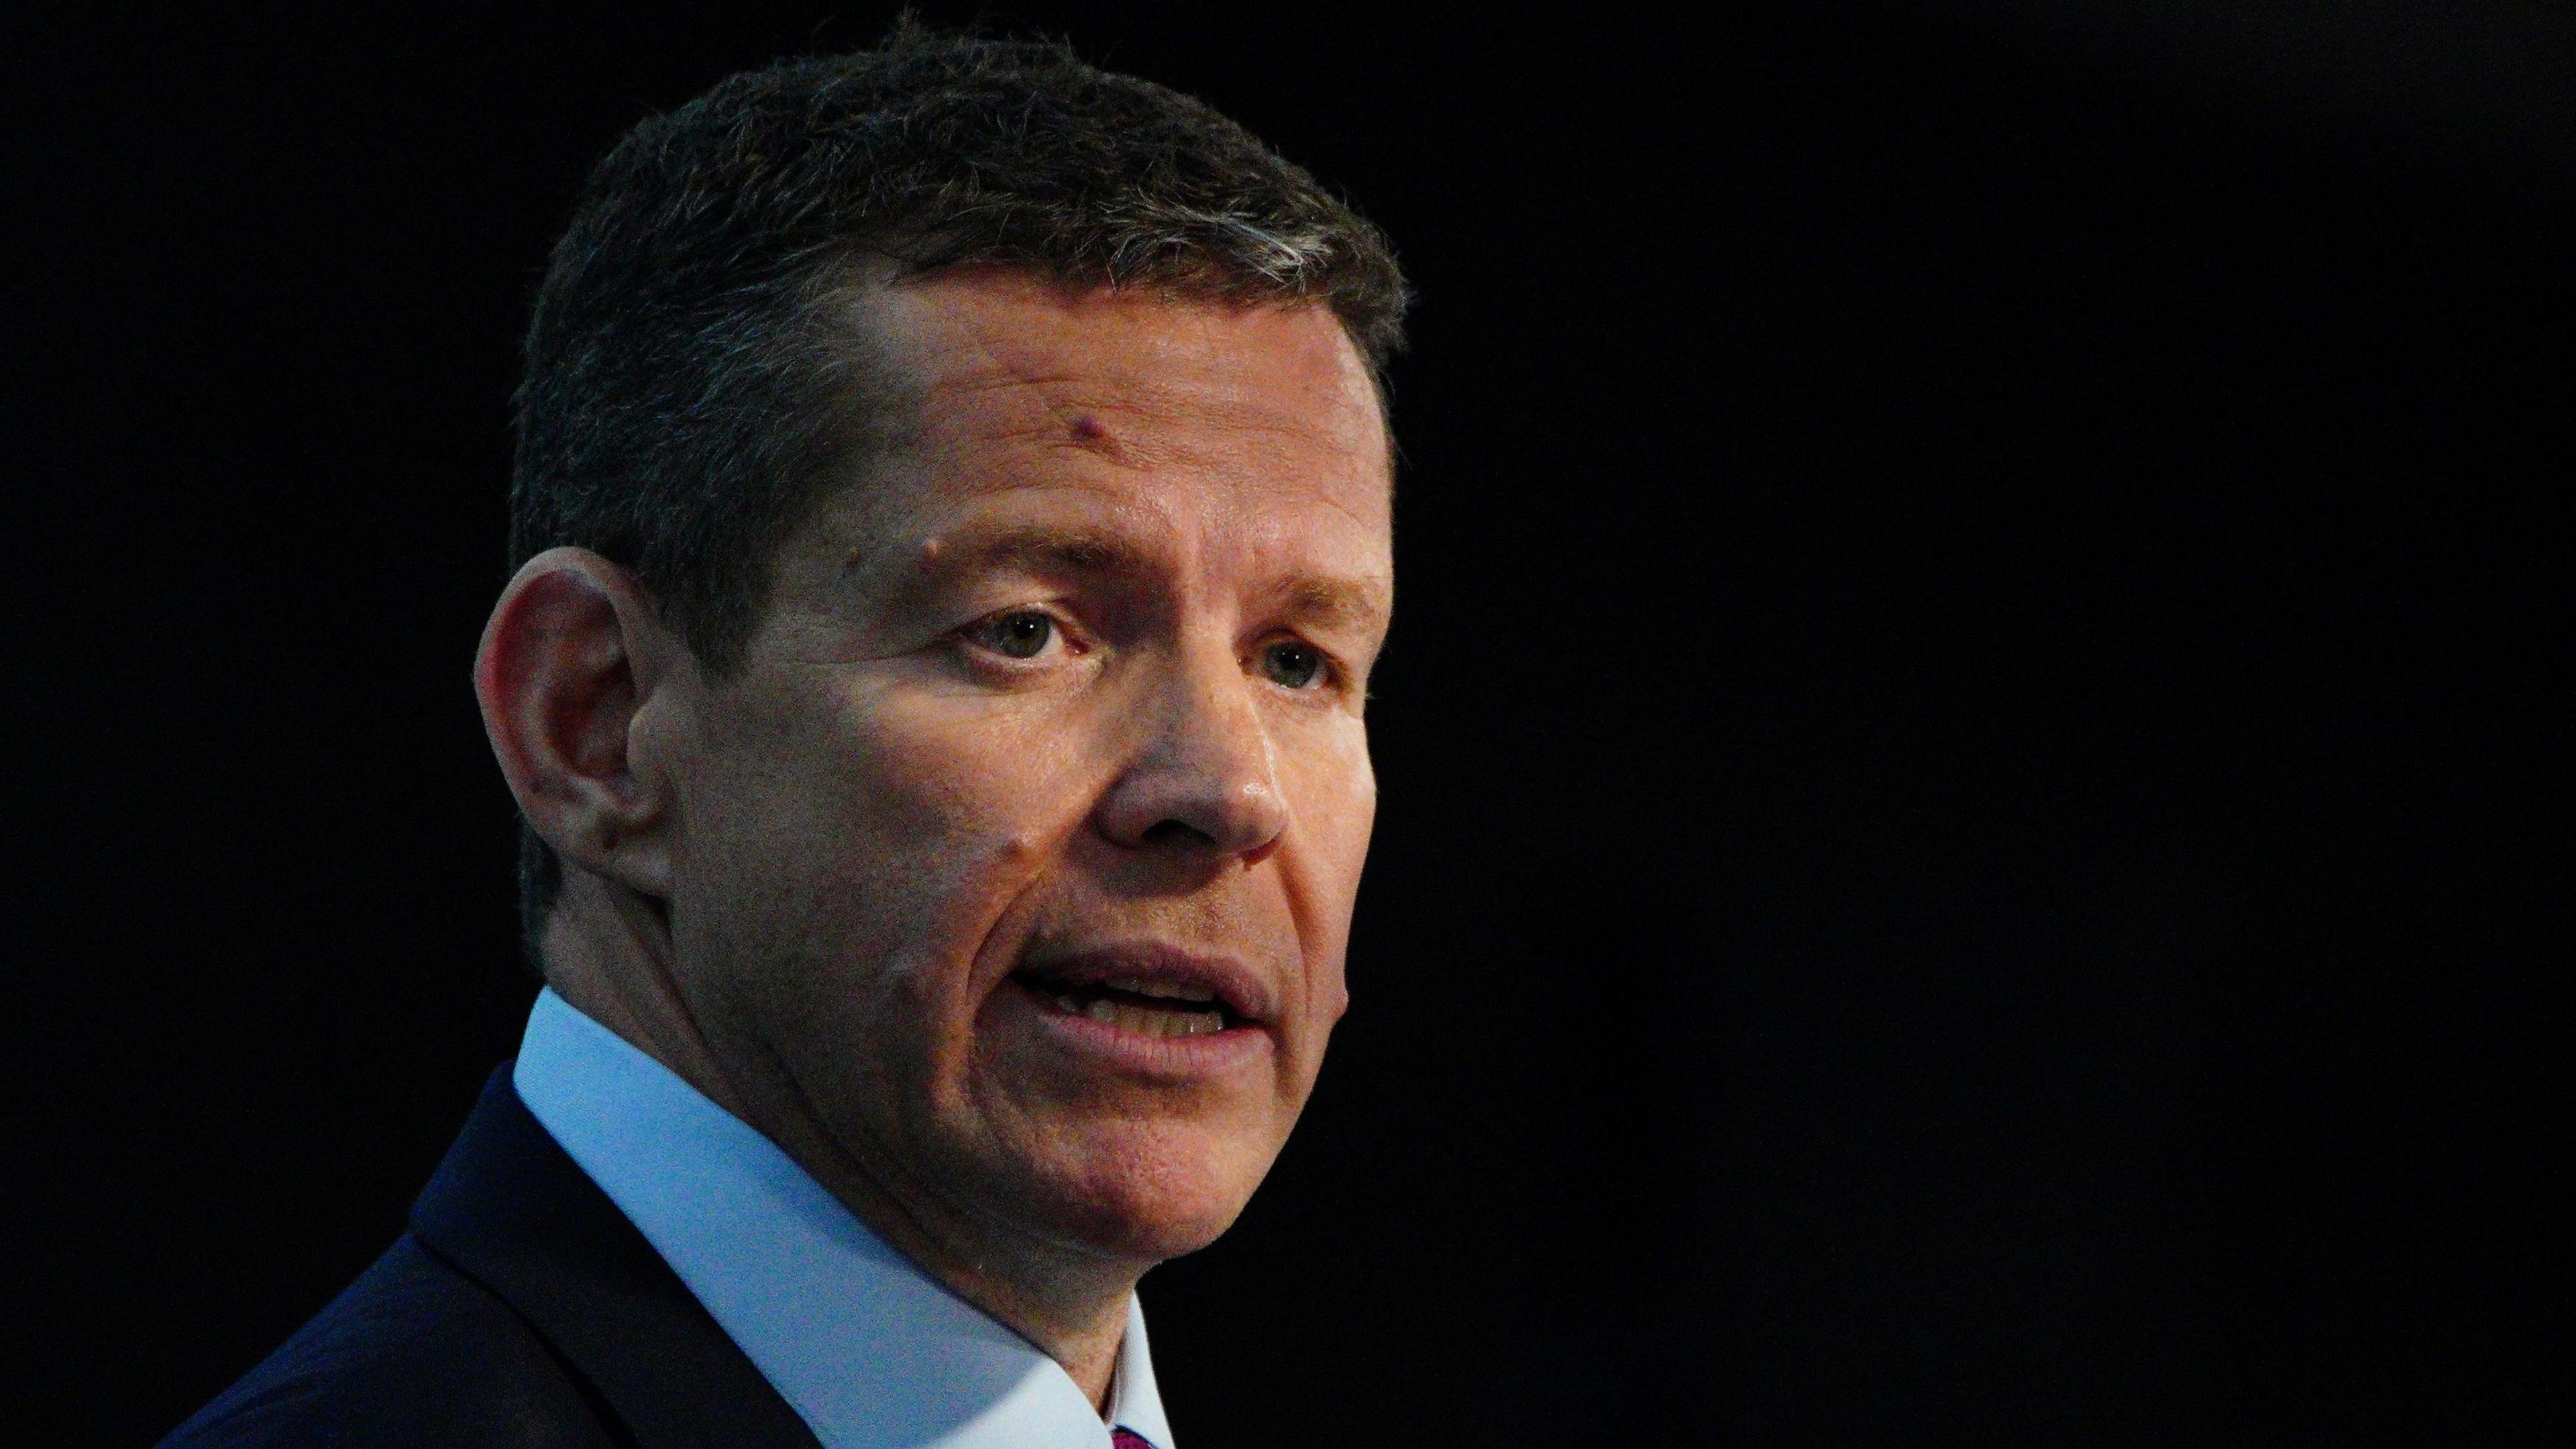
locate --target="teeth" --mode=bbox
[1104,976,1219,1004]
[1079,998,1226,1038]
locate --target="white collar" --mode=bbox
[513,988,1176,1449]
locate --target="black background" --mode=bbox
[7,3,2568,1444]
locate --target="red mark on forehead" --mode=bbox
[1062,412,1127,461]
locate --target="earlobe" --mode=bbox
[474,548,680,899]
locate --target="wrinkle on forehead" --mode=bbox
[862,273,1387,472]
[803,273,1392,614]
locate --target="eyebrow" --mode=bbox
[859,522,1159,619]
[879,521,1388,631]
[1277,574,1391,634]
[913,523,1161,584]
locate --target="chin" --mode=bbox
[1010,1116,1281,1263]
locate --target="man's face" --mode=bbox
[657,273,1391,1265]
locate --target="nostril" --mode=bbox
[1140,818,1216,847]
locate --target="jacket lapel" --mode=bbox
[410,1067,824,1449]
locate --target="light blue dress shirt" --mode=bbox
[513,987,1176,1449]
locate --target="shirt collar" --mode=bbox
[513,988,1175,1449]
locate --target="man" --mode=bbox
[166,27,1406,1449]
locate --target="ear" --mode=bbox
[474,547,690,900]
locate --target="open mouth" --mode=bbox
[1011,951,1263,1041]
[1016,974,1242,1038]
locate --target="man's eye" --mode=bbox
[966,610,1056,659]
[1260,641,1326,689]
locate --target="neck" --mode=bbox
[537,871,1137,1410]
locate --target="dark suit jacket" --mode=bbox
[162,1067,822,1448]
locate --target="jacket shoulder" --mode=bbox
[159,1233,617,1449]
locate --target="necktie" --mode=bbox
[1112,1432,1157,1449]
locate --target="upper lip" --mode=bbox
[1012,943,1276,1025]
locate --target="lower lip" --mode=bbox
[1004,980,1275,1078]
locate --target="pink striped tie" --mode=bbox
[1112,1432,1157,1449]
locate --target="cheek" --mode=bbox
[680,682,1116,1102]
[714,678,1063,854]
[691,680,1111,986]
[1277,725,1376,1019]
[849,688,1109,867]
[1284,722,1378,890]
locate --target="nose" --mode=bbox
[1093,639,1290,860]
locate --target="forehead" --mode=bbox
[835,273,1393,562]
